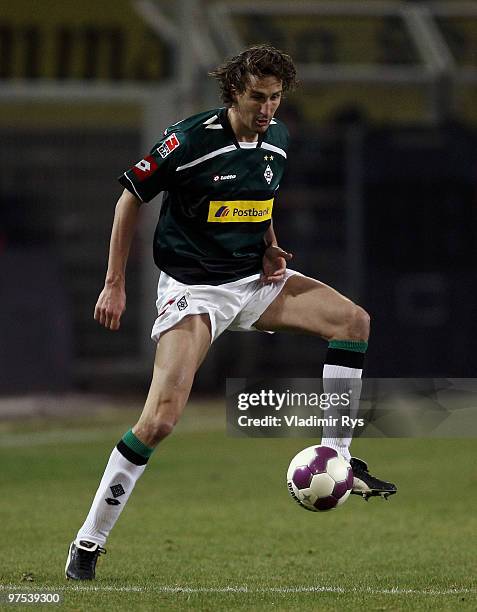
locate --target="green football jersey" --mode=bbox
[119,107,289,285]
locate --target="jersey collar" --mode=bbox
[219,107,266,149]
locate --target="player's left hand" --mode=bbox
[261,245,293,284]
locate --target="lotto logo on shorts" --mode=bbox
[207,199,273,223]
[157,133,180,159]
[132,155,158,180]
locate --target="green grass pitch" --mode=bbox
[0,401,476,611]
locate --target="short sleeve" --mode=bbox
[118,131,186,203]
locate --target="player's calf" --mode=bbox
[133,418,176,447]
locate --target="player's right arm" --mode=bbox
[94,189,141,331]
[98,129,185,330]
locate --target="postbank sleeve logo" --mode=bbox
[157,133,180,159]
[208,199,273,223]
[132,155,158,180]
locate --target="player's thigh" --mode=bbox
[142,313,212,421]
[254,274,359,339]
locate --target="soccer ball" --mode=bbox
[287,445,353,512]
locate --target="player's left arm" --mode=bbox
[261,221,293,284]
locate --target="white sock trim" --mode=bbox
[321,363,363,461]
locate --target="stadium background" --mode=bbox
[1,0,477,396]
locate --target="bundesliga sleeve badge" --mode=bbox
[157,133,181,159]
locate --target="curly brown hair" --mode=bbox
[209,45,298,105]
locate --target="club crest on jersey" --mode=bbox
[157,133,180,159]
[132,155,158,180]
[264,164,273,184]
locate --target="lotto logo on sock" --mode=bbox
[110,484,125,498]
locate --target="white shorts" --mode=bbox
[151,269,301,343]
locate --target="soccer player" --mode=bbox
[65,45,396,580]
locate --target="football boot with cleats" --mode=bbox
[350,457,397,501]
[65,540,106,580]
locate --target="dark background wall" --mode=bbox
[2,121,475,393]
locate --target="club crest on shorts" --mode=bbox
[177,296,188,311]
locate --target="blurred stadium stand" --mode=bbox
[1,1,476,394]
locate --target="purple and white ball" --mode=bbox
[287,445,354,512]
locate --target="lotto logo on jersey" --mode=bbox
[157,133,180,159]
[132,155,158,180]
[208,199,273,223]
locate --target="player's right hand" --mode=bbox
[94,284,126,331]
[261,245,293,284]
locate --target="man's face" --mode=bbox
[232,75,283,135]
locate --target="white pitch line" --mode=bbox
[0,584,475,596]
[0,429,116,448]
[0,416,224,448]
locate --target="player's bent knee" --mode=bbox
[349,305,370,340]
[334,304,370,341]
